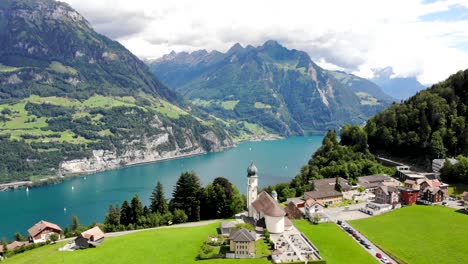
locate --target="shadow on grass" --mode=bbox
[454,208,468,215]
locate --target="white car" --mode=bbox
[381,257,388,263]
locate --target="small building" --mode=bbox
[399,187,419,205]
[286,197,306,208]
[304,177,350,206]
[0,241,30,255]
[228,228,256,258]
[74,226,105,249]
[359,202,392,215]
[420,188,445,203]
[284,201,303,220]
[358,175,401,192]
[374,186,400,206]
[220,222,237,236]
[28,220,63,243]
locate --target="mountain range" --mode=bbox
[0,0,234,183]
[149,41,393,135]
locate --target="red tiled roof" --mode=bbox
[305,198,324,207]
[0,241,30,253]
[27,220,62,237]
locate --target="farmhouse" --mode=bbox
[27,220,63,243]
[419,179,448,195]
[228,228,256,258]
[374,185,400,206]
[420,188,445,203]
[74,226,105,249]
[304,177,350,205]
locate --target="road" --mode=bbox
[339,221,398,264]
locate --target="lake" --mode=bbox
[0,136,323,239]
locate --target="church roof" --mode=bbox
[247,162,258,177]
[252,191,286,217]
[229,228,256,242]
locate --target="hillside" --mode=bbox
[366,69,468,164]
[0,0,234,184]
[371,67,426,100]
[149,41,392,135]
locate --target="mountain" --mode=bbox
[0,0,233,184]
[366,69,468,164]
[371,67,426,100]
[149,41,392,135]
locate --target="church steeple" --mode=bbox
[247,162,258,217]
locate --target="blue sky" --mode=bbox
[62,0,468,84]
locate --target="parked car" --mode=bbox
[365,244,372,249]
[376,253,382,259]
[337,220,342,225]
[381,257,388,263]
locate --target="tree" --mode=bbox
[120,200,133,226]
[312,213,321,224]
[357,186,365,193]
[334,177,342,192]
[203,177,244,219]
[2,239,7,254]
[430,131,446,159]
[150,181,168,215]
[310,180,316,191]
[71,215,79,232]
[14,232,25,242]
[340,125,368,151]
[49,233,59,243]
[173,209,188,224]
[131,195,144,224]
[171,171,202,222]
[104,204,121,231]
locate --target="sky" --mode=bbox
[61,0,468,84]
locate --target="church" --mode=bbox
[246,162,292,234]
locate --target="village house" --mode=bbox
[358,175,401,192]
[0,241,30,256]
[374,185,400,206]
[228,228,256,258]
[74,226,105,249]
[419,179,448,196]
[420,188,445,203]
[304,177,350,206]
[399,187,419,205]
[304,198,327,223]
[27,220,63,243]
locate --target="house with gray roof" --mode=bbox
[228,228,256,258]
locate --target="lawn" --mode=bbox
[294,220,378,264]
[350,205,468,264]
[4,223,269,264]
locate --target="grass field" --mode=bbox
[294,220,378,264]
[350,205,468,264]
[4,223,269,264]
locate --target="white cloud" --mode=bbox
[61,0,468,84]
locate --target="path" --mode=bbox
[104,219,219,238]
[339,221,398,264]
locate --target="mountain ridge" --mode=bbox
[149,41,393,135]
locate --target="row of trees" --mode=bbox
[103,172,244,232]
[440,155,468,184]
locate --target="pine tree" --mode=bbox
[14,232,24,242]
[70,215,79,232]
[120,200,132,226]
[334,177,342,192]
[131,195,144,224]
[150,181,168,215]
[171,171,202,222]
[104,204,121,230]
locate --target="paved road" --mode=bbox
[338,221,398,264]
[105,219,219,238]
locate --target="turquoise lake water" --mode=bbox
[0,136,323,238]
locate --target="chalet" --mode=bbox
[304,177,350,206]
[304,198,327,222]
[399,187,419,205]
[374,186,400,206]
[74,226,105,249]
[420,188,445,203]
[284,201,303,220]
[28,220,63,243]
[228,228,256,258]
[419,179,448,196]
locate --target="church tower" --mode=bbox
[247,162,258,217]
